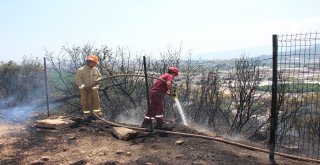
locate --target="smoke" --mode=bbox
[0,84,48,123]
[185,120,247,142]
[116,107,145,125]
[0,106,38,124]
[0,96,17,108]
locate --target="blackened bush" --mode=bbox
[0,57,43,108]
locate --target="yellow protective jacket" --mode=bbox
[75,65,102,88]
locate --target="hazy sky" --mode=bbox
[1,0,320,62]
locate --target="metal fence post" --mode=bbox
[269,34,278,160]
[44,57,50,117]
[143,56,152,129]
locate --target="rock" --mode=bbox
[99,152,106,156]
[68,136,76,140]
[103,161,119,165]
[175,140,185,145]
[175,154,184,159]
[40,156,49,161]
[35,116,76,129]
[36,128,58,133]
[116,150,125,154]
[70,159,87,165]
[31,163,44,165]
[192,160,207,165]
[29,161,45,165]
[145,162,157,165]
[111,127,138,141]
[131,138,145,144]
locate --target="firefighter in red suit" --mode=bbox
[141,67,179,130]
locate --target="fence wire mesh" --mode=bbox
[275,32,320,159]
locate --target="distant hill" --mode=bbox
[192,46,271,60]
[191,44,319,65]
[278,45,320,61]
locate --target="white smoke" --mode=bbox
[0,106,37,123]
[116,107,145,125]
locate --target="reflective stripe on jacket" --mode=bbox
[75,65,102,88]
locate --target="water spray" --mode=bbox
[173,96,187,126]
[170,82,188,126]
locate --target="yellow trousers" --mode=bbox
[80,87,101,115]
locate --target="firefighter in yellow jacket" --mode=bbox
[75,55,102,118]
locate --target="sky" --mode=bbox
[1,0,320,62]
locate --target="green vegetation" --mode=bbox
[259,83,320,93]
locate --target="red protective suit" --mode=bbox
[142,73,174,128]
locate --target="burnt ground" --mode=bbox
[0,116,318,165]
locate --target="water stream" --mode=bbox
[174,97,188,126]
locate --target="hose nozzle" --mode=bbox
[170,94,177,99]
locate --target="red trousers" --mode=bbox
[142,91,165,126]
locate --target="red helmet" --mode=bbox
[85,55,99,63]
[168,67,179,76]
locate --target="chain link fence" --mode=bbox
[271,32,320,159]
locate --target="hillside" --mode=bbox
[0,113,317,165]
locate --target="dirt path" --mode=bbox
[0,119,317,165]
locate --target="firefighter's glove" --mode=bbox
[92,86,99,91]
[169,93,177,98]
[93,80,99,86]
[95,78,102,83]
[79,84,85,89]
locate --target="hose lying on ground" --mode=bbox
[93,113,320,164]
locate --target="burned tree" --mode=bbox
[151,44,182,75]
[205,69,225,129]
[194,68,225,129]
[227,55,268,133]
[178,51,202,102]
[98,47,146,120]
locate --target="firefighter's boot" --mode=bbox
[93,109,103,118]
[82,110,94,123]
[154,122,174,131]
[141,117,152,131]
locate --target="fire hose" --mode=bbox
[96,74,166,83]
